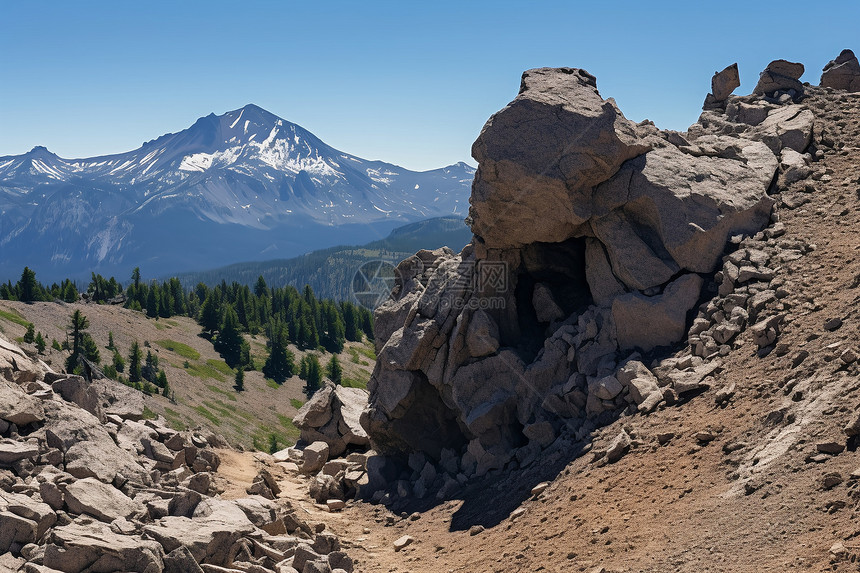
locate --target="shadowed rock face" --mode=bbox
[363,65,811,476]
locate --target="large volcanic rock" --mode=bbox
[468,67,650,248]
[362,66,787,477]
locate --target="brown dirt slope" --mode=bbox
[299,87,860,572]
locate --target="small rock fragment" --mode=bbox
[823,472,843,490]
[393,535,414,552]
[531,482,550,497]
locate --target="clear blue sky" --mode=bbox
[1,1,857,171]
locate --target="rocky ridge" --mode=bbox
[356,52,860,508]
[0,338,356,573]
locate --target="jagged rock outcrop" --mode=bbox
[821,49,860,92]
[293,381,369,457]
[362,63,816,492]
[704,63,740,108]
[0,334,355,573]
[711,63,740,101]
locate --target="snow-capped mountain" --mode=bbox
[0,104,474,281]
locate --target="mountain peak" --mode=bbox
[27,145,55,157]
[222,104,282,129]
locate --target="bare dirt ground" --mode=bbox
[227,88,860,573]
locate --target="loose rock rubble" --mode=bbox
[0,336,355,573]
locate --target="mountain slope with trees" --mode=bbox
[172,215,472,300]
[0,266,377,450]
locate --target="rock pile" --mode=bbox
[0,336,354,573]
[280,383,374,508]
[360,58,829,500]
[292,382,369,457]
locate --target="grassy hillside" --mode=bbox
[0,300,375,451]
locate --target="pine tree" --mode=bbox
[128,341,143,383]
[156,369,168,389]
[18,267,39,302]
[198,293,220,334]
[142,350,159,383]
[107,331,115,350]
[215,304,243,367]
[82,334,100,364]
[61,280,78,303]
[254,275,268,297]
[342,302,359,342]
[65,310,90,372]
[158,283,173,318]
[262,320,295,383]
[299,356,308,380]
[326,354,342,385]
[146,285,159,318]
[0,282,13,300]
[235,368,245,392]
[304,354,322,397]
[51,339,61,351]
[23,323,35,344]
[113,350,125,372]
[34,332,46,354]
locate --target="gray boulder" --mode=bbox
[465,309,500,357]
[51,376,104,422]
[44,522,164,573]
[469,67,650,248]
[0,511,38,553]
[163,545,204,573]
[711,62,740,101]
[0,491,56,540]
[143,498,256,566]
[64,477,145,522]
[0,379,45,426]
[301,441,330,474]
[612,274,704,352]
[362,66,780,474]
[294,383,369,457]
[0,439,39,464]
[821,49,860,92]
[0,336,44,385]
[753,59,805,96]
[42,400,149,484]
[616,360,662,412]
